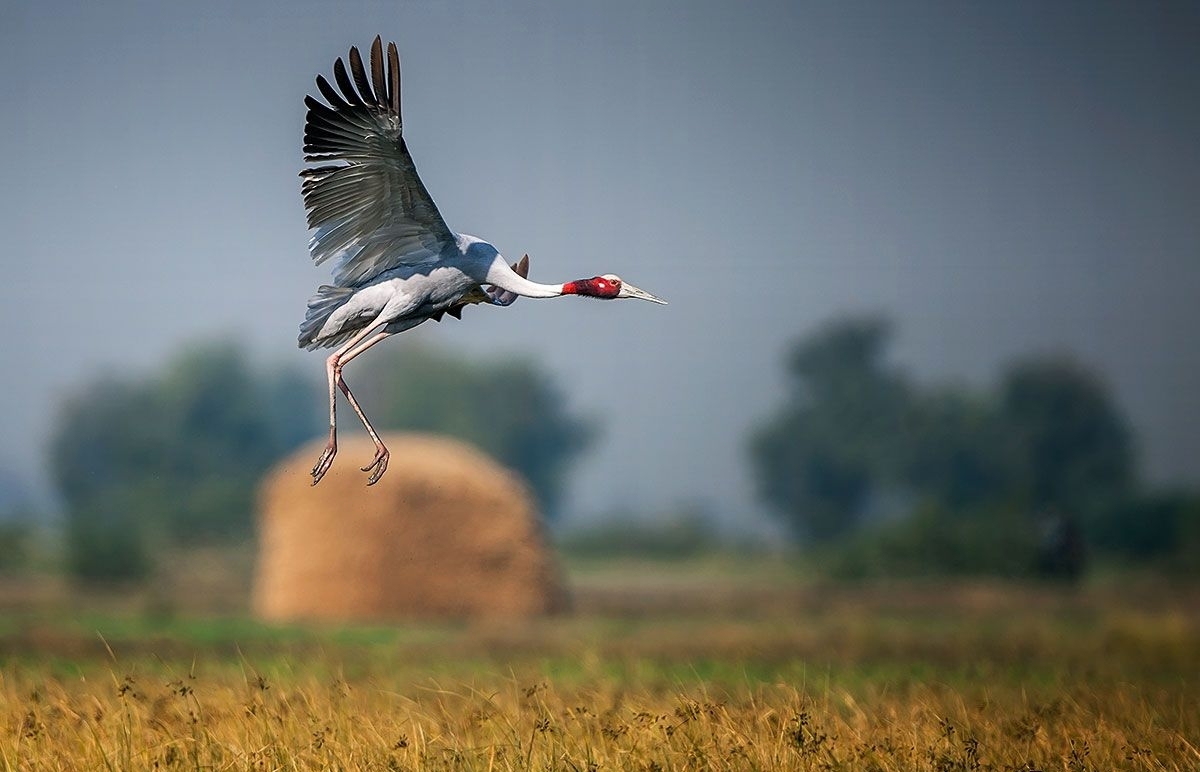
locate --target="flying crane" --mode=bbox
[299,36,666,485]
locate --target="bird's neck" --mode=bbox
[483,255,564,299]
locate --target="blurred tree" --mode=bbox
[0,469,35,574]
[356,342,595,520]
[752,317,1149,578]
[0,520,31,574]
[898,387,1012,511]
[749,316,911,541]
[998,356,1134,515]
[50,342,319,582]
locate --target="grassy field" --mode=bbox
[0,556,1197,770]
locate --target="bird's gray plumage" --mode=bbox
[298,249,530,351]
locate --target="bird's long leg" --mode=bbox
[311,319,387,485]
[332,330,393,485]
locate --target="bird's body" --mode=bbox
[299,37,665,485]
[300,237,486,350]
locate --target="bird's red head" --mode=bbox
[563,274,623,299]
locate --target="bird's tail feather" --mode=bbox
[298,284,356,350]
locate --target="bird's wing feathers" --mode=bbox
[302,37,455,287]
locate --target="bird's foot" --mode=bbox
[311,439,337,485]
[361,446,390,486]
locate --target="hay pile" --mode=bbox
[253,433,567,622]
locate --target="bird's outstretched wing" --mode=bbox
[302,36,455,287]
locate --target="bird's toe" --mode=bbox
[310,442,337,485]
[361,448,390,486]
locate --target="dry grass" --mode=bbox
[0,564,1197,770]
[2,667,1195,771]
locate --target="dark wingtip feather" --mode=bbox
[332,57,363,106]
[348,45,375,105]
[387,42,401,117]
[516,254,530,277]
[370,36,387,109]
[314,74,351,111]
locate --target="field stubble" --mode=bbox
[0,556,1197,770]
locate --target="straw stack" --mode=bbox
[253,433,567,622]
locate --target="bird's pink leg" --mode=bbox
[309,355,340,481]
[311,320,387,485]
[332,330,393,485]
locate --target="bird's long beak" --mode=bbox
[619,282,668,305]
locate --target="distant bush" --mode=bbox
[1089,491,1199,560]
[0,521,32,574]
[1174,499,1200,576]
[823,503,1041,580]
[557,506,729,560]
[65,497,152,583]
[49,341,319,584]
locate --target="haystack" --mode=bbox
[253,433,567,622]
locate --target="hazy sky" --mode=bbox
[2,1,1198,526]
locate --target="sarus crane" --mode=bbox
[298,37,667,486]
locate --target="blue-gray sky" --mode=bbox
[2,0,1198,525]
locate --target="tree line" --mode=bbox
[6,316,1194,583]
[749,316,1198,578]
[42,340,593,582]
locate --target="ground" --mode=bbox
[0,554,1196,770]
